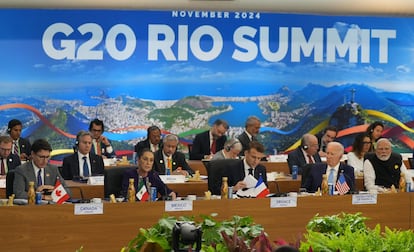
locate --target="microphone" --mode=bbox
[340,169,357,194]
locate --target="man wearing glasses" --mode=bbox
[89,119,115,158]
[0,135,21,176]
[13,139,70,200]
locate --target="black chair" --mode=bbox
[104,167,131,198]
[300,164,314,188]
[408,157,413,169]
[206,159,240,195]
[6,170,15,198]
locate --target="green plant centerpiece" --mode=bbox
[121,214,275,252]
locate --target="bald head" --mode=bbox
[302,133,318,155]
[326,142,344,167]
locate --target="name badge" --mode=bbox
[0,178,6,188]
[270,196,297,208]
[74,203,104,215]
[88,176,104,185]
[352,194,377,205]
[165,200,193,211]
[159,175,186,184]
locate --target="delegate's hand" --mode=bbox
[233,181,247,191]
[172,167,189,177]
[98,135,110,146]
[36,185,54,193]
[169,192,177,200]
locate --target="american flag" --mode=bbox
[335,173,350,195]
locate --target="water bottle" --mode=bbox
[292,165,298,180]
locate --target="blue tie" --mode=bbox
[328,168,335,185]
[37,169,42,187]
[82,156,90,177]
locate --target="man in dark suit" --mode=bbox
[134,125,162,155]
[189,119,228,160]
[7,119,31,161]
[316,125,338,158]
[153,134,194,176]
[0,135,21,175]
[287,133,322,175]
[228,141,268,191]
[237,116,261,154]
[89,118,115,158]
[13,139,70,200]
[62,130,104,180]
[304,142,355,193]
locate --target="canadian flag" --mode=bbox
[51,179,70,204]
[136,183,149,202]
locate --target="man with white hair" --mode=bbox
[211,138,242,160]
[363,138,410,192]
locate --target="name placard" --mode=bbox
[74,203,104,215]
[270,196,297,208]
[352,194,377,205]
[165,200,193,211]
[0,177,6,188]
[159,175,186,184]
[88,176,104,185]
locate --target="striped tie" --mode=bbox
[13,141,19,156]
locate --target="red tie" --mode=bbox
[307,155,314,164]
[0,158,5,175]
[211,139,217,154]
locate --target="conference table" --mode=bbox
[0,193,412,251]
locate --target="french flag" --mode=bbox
[254,176,270,198]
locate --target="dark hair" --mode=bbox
[147,125,160,138]
[352,133,371,159]
[245,116,260,128]
[89,118,104,132]
[8,119,22,130]
[366,121,384,135]
[247,141,265,153]
[138,148,153,159]
[213,119,229,130]
[31,139,52,153]
[324,125,338,134]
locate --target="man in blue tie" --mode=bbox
[304,142,355,193]
[13,139,71,200]
[62,130,104,180]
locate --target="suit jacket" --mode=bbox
[90,140,115,158]
[190,130,226,160]
[287,148,322,174]
[13,162,70,199]
[61,153,104,180]
[18,137,31,158]
[121,168,173,200]
[2,153,21,173]
[134,139,161,155]
[237,132,251,154]
[304,163,355,193]
[227,159,268,188]
[153,149,194,175]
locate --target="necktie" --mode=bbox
[307,155,314,164]
[0,158,5,175]
[248,168,253,176]
[96,141,102,156]
[211,139,217,154]
[328,168,335,185]
[82,156,90,177]
[13,141,19,156]
[167,157,172,169]
[37,169,42,187]
[153,144,158,152]
[251,136,256,142]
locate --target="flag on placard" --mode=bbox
[254,176,270,198]
[136,182,149,201]
[335,173,350,195]
[51,179,70,204]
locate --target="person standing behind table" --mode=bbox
[287,133,322,183]
[89,118,115,158]
[304,142,355,193]
[316,125,338,158]
[122,149,176,201]
[363,138,410,192]
[228,141,268,191]
[211,138,243,161]
[237,116,261,155]
[0,135,21,175]
[7,119,31,161]
[13,139,71,200]
[153,134,194,176]
[347,133,372,175]
[134,125,162,156]
[189,119,228,160]
[61,130,104,180]
[365,121,384,152]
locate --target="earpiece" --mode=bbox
[225,139,240,151]
[302,145,309,150]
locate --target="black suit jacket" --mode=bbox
[190,130,226,160]
[153,149,194,175]
[227,159,268,188]
[134,139,161,155]
[304,163,355,193]
[61,153,105,180]
[3,153,21,173]
[287,147,322,174]
[237,132,251,154]
[18,137,31,158]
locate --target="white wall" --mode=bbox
[1,0,414,16]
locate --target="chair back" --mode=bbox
[6,170,15,198]
[104,167,131,198]
[206,159,240,195]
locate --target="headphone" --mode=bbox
[7,119,22,134]
[225,139,240,151]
